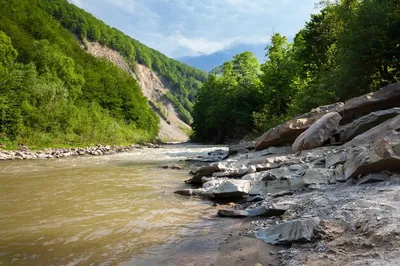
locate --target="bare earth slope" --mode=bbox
[82,39,191,142]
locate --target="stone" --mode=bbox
[174,189,201,196]
[217,203,288,218]
[292,112,342,153]
[344,134,400,180]
[255,102,344,151]
[229,141,256,155]
[302,169,340,186]
[261,146,293,156]
[187,162,227,184]
[247,203,288,217]
[253,218,320,245]
[217,209,249,218]
[212,165,248,178]
[325,151,347,168]
[212,180,252,199]
[341,83,400,124]
[247,165,257,174]
[338,108,400,142]
[356,173,389,185]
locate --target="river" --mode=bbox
[0,144,233,265]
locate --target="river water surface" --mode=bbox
[0,144,231,265]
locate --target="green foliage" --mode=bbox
[192,52,262,142]
[193,0,400,142]
[0,0,160,147]
[39,0,207,123]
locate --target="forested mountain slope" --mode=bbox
[0,0,205,147]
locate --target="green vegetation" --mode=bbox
[0,0,160,147]
[193,0,400,143]
[0,0,206,148]
[39,0,207,122]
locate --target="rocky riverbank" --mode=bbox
[178,83,400,265]
[0,143,164,160]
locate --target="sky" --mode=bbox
[68,0,318,58]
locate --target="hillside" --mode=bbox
[0,0,205,147]
[82,39,191,141]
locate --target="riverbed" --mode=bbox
[0,144,233,265]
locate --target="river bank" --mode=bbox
[0,143,165,160]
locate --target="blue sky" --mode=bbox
[68,0,318,58]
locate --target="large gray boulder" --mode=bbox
[187,162,227,184]
[338,108,400,142]
[253,218,320,245]
[341,83,400,124]
[255,103,344,151]
[344,134,400,180]
[292,112,342,153]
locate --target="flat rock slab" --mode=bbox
[253,218,320,245]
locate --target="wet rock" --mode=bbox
[344,134,400,180]
[292,112,342,153]
[174,189,201,196]
[162,164,183,170]
[217,209,249,218]
[247,195,265,202]
[255,102,344,151]
[338,108,400,142]
[218,203,288,218]
[356,173,390,185]
[341,83,400,124]
[253,218,320,245]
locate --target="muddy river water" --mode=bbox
[0,144,232,265]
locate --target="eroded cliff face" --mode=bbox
[81,39,191,142]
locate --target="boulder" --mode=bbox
[338,108,400,142]
[292,112,342,153]
[255,102,344,151]
[212,180,252,199]
[253,218,320,245]
[344,134,400,180]
[341,83,400,124]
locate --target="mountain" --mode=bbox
[0,0,206,147]
[178,42,268,72]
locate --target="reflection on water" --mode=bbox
[0,144,226,265]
